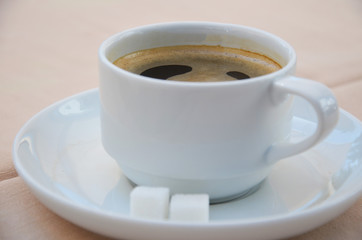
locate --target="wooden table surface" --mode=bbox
[1,0,361,239]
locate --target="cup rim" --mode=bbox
[99,21,297,86]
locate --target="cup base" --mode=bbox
[120,164,269,203]
[209,180,264,204]
[125,175,265,204]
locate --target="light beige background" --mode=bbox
[1,0,361,239]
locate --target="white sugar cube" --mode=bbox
[130,186,170,220]
[169,194,209,222]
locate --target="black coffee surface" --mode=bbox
[114,45,281,82]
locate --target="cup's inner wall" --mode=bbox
[104,24,294,70]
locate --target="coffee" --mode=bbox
[113,45,281,82]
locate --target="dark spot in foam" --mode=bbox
[226,71,250,80]
[140,65,192,80]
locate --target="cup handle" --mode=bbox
[266,76,339,164]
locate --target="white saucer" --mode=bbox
[13,89,362,240]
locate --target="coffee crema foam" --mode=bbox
[113,45,281,82]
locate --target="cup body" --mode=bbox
[99,22,297,202]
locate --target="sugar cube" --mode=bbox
[169,194,209,222]
[130,186,170,220]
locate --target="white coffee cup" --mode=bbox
[98,22,339,203]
